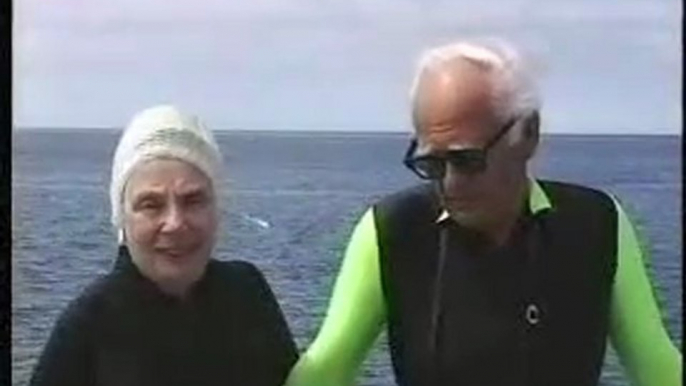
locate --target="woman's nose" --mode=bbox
[160,204,185,232]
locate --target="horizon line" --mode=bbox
[12,126,682,136]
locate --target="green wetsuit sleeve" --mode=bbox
[284,208,386,386]
[608,197,682,386]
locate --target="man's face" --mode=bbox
[413,60,532,229]
[123,158,218,294]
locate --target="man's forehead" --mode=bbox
[415,132,482,155]
[417,58,494,97]
[414,110,500,149]
[415,66,497,126]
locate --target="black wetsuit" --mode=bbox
[376,181,617,386]
[30,246,298,386]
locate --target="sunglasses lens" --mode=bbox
[448,150,487,174]
[410,157,445,179]
[404,140,489,179]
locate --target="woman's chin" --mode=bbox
[149,258,207,294]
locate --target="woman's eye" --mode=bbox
[137,200,162,211]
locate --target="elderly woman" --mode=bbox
[30,105,297,386]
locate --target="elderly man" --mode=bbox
[285,39,681,386]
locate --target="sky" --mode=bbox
[13,0,682,134]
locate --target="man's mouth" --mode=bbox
[444,194,477,205]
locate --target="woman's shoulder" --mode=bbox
[205,259,280,305]
[50,272,121,331]
[208,259,268,288]
[212,258,260,273]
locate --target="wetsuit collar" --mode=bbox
[113,245,213,303]
[435,178,553,224]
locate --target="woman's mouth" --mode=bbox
[155,247,188,259]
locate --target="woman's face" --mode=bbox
[122,158,218,296]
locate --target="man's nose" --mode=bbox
[443,162,478,188]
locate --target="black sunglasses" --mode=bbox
[404,117,519,179]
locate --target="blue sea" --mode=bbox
[12,129,682,386]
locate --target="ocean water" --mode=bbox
[12,129,682,386]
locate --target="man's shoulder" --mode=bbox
[372,183,440,225]
[537,179,616,215]
[376,183,435,207]
[538,179,607,196]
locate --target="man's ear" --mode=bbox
[525,111,540,138]
[522,111,540,159]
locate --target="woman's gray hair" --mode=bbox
[409,38,541,145]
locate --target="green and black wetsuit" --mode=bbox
[286,179,681,386]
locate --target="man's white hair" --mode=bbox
[409,38,541,144]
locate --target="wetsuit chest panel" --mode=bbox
[437,226,530,385]
[524,183,617,386]
[375,184,442,384]
[376,181,617,386]
[91,264,265,386]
